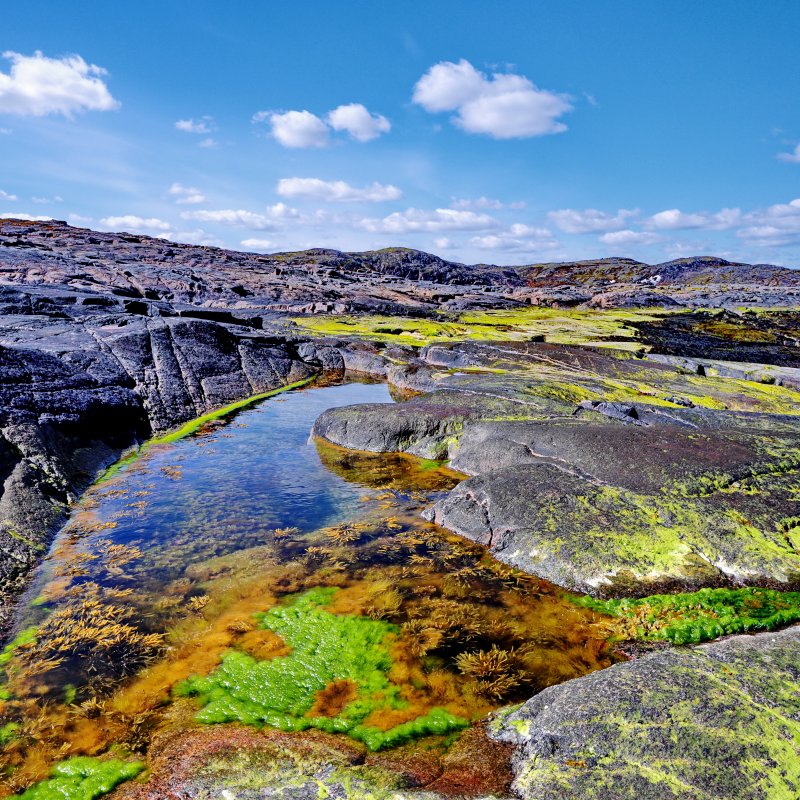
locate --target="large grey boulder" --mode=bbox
[491,625,800,800]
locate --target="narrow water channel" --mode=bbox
[0,379,616,796]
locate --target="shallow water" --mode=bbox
[0,380,617,796]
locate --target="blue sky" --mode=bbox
[1,1,799,265]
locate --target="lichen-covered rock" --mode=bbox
[490,625,800,800]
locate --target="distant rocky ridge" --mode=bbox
[2,218,799,312]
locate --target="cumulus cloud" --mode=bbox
[0,51,119,117]
[548,207,636,234]
[241,238,274,250]
[175,116,215,134]
[277,177,401,203]
[171,229,224,247]
[412,59,571,139]
[181,203,301,230]
[644,207,741,231]
[0,189,17,201]
[777,143,800,164]
[0,212,52,221]
[67,213,92,225]
[358,207,498,234]
[168,182,206,205]
[599,229,661,246]
[256,110,329,148]
[327,103,390,142]
[470,223,559,253]
[433,236,455,250]
[255,103,390,148]
[737,198,800,246]
[99,215,172,234]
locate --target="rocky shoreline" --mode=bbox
[2,219,800,798]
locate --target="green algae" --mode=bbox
[0,627,37,701]
[95,377,316,483]
[576,587,800,644]
[10,757,144,800]
[291,308,671,349]
[177,587,468,750]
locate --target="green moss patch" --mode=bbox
[177,588,468,750]
[11,756,144,800]
[576,587,800,645]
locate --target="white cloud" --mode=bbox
[600,229,661,246]
[241,238,274,250]
[548,207,636,233]
[0,189,17,201]
[358,207,498,234]
[181,203,301,230]
[277,177,401,203]
[327,103,390,142]
[0,51,119,117]
[737,198,800,246]
[0,212,52,221]
[412,59,571,139]
[777,143,800,164]
[0,127,10,134]
[451,196,526,210]
[172,229,224,247]
[433,236,455,250]
[99,215,172,234]
[32,195,63,204]
[644,207,741,231]
[198,137,218,148]
[257,110,329,148]
[470,223,559,253]
[67,213,92,225]
[168,182,206,205]
[181,208,274,229]
[175,116,215,134]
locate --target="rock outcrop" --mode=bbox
[313,340,800,595]
[490,624,800,800]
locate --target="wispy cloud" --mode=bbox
[168,182,206,205]
[277,177,401,203]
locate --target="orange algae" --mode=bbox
[0,385,619,795]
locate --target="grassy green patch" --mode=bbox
[576,587,800,645]
[11,756,144,800]
[177,587,467,750]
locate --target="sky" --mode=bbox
[1,1,800,266]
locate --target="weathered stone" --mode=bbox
[490,625,800,800]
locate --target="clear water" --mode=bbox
[0,380,615,796]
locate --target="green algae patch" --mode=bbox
[95,377,316,484]
[11,756,144,800]
[177,587,468,750]
[576,587,800,645]
[290,308,673,349]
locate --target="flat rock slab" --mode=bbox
[314,341,800,595]
[490,625,800,800]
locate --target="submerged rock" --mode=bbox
[490,625,800,800]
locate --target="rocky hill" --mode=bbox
[2,218,799,312]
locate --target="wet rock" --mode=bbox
[490,625,800,800]
[113,725,483,800]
